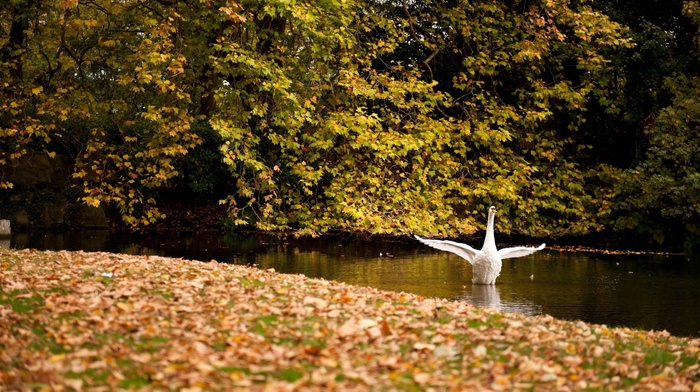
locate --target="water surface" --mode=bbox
[9,230,700,337]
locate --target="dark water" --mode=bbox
[6,230,700,337]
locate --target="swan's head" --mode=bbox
[486,206,497,232]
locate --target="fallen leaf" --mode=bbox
[358,318,378,329]
[303,296,328,309]
[473,345,487,357]
[414,342,435,351]
[414,372,431,384]
[2,248,699,392]
[434,345,461,360]
[338,319,358,337]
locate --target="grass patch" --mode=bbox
[26,329,71,355]
[0,290,44,314]
[466,318,488,329]
[151,288,174,300]
[434,313,454,324]
[237,277,266,287]
[276,367,304,382]
[644,347,678,366]
[135,335,169,353]
[218,366,251,374]
[680,354,700,367]
[65,368,111,384]
[253,314,279,335]
[45,286,74,295]
[118,375,150,389]
[57,310,85,322]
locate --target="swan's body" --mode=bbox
[415,206,545,285]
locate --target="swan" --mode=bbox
[415,206,545,285]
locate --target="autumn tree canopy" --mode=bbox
[1,0,699,249]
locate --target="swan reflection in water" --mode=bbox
[457,284,543,316]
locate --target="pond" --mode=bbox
[7,230,700,338]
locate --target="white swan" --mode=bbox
[415,206,545,285]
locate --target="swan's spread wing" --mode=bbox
[498,243,546,259]
[414,235,480,264]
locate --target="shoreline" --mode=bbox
[6,225,689,258]
[1,248,699,390]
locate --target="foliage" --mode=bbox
[213,0,631,237]
[178,122,232,197]
[412,0,630,236]
[1,0,635,238]
[2,248,699,390]
[608,1,700,251]
[590,0,700,167]
[612,75,700,250]
[0,0,200,225]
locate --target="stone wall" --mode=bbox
[3,151,66,186]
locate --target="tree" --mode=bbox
[215,0,629,237]
[1,0,200,224]
[611,2,700,251]
[370,0,630,236]
[590,0,699,168]
[1,0,631,238]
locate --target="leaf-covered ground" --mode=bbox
[1,249,699,391]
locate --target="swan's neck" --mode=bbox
[482,210,497,252]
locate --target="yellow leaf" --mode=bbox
[32,86,43,95]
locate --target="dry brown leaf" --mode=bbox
[2,248,699,392]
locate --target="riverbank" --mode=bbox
[5,195,692,256]
[1,249,699,391]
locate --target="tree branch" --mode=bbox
[401,0,439,80]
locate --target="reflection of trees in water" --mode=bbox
[11,230,110,252]
[252,251,472,299]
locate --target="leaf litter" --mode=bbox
[1,248,699,391]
